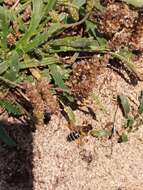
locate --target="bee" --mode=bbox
[67,124,93,142]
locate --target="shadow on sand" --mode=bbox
[0,120,33,190]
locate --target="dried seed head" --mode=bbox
[109,28,132,50]
[100,0,115,6]
[25,83,45,127]
[130,15,143,52]
[98,2,138,38]
[12,21,21,39]
[69,57,101,100]
[69,6,79,21]
[7,33,16,47]
[22,5,31,22]
[4,0,16,6]
[37,79,59,114]
[49,10,61,23]
[86,0,95,12]
[7,21,20,47]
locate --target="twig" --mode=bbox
[16,89,30,102]
[12,0,20,9]
[112,105,119,136]
[62,13,90,28]
[0,76,23,89]
[109,104,119,157]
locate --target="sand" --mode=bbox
[32,68,143,190]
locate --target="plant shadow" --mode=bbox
[108,59,138,86]
[0,120,33,190]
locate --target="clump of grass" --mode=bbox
[0,0,142,145]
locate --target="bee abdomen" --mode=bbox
[67,131,81,142]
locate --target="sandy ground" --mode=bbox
[32,67,143,190]
[0,67,143,190]
[33,117,143,190]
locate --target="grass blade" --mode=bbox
[16,0,44,49]
[110,49,137,73]
[90,129,112,138]
[49,36,99,48]
[138,91,143,114]
[44,0,57,12]
[21,23,64,52]
[0,99,22,116]
[20,56,60,69]
[118,95,130,118]
[49,64,67,90]
[0,61,9,75]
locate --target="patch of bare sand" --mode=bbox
[33,68,143,190]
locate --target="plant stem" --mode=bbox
[0,76,22,88]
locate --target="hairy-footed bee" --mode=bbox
[67,124,93,142]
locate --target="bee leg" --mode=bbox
[76,136,85,147]
[77,135,90,147]
[68,122,76,130]
[63,122,76,131]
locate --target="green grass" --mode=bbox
[0,0,141,145]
